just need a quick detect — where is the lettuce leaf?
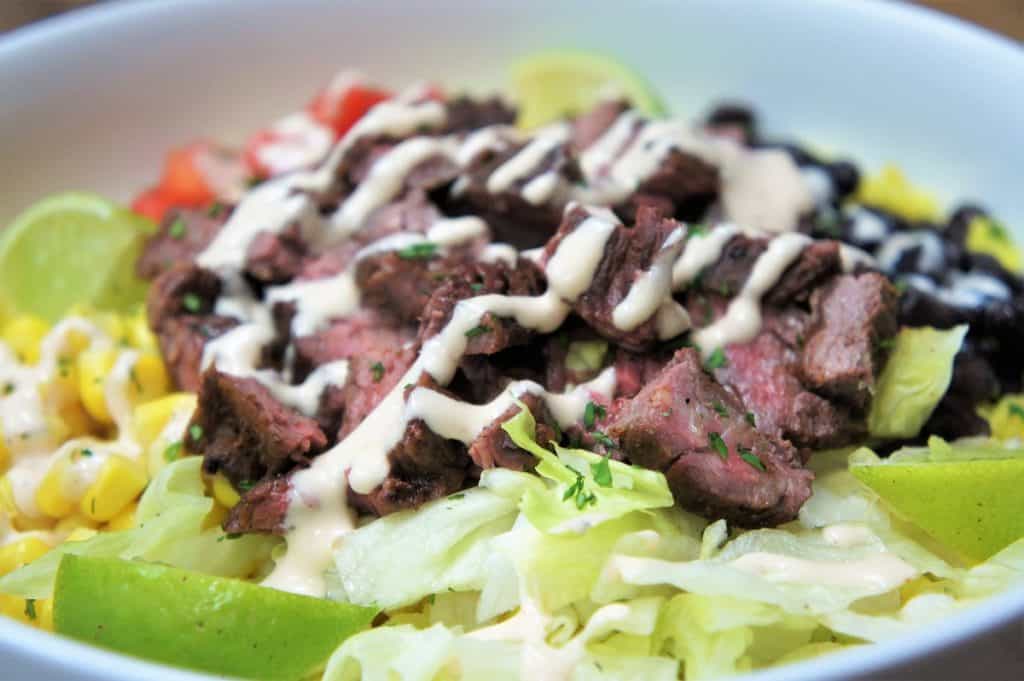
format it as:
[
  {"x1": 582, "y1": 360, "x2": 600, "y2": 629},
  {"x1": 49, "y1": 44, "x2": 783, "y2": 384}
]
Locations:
[
  {"x1": 0, "y1": 457, "x2": 276, "y2": 598},
  {"x1": 501, "y1": 404, "x2": 674, "y2": 534},
  {"x1": 868, "y1": 325, "x2": 968, "y2": 438}
]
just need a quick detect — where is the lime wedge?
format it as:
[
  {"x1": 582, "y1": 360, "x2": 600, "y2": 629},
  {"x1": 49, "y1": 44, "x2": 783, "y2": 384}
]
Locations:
[
  {"x1": 0, "y1": 193, "x2": 154, "y2": 322},
  {"x1": 54, "y1": 555, "x2": 377, "y2": 681},
  {"x1": 851, "y1": 456, "x2": 1024, "y2": 563},
  {"x1": 511, "y1": 51, "x2": 667, "y2": 129}
]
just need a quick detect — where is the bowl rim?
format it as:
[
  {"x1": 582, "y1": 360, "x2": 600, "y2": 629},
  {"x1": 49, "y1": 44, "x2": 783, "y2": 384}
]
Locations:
[{"x1": 0, "y1": 1, "x2": 1022, "y2": 680}]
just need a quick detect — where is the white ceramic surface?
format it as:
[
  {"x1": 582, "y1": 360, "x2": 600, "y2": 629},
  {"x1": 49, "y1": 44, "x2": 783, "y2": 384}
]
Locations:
[{"x1": 0, "y1": 0, "x2": 1022, "y2": 679}]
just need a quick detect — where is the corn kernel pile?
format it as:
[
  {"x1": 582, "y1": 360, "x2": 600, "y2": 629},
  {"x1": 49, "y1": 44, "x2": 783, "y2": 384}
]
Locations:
[{"x1": 0, "y1": 306, "x2": 225, "y2": 630}]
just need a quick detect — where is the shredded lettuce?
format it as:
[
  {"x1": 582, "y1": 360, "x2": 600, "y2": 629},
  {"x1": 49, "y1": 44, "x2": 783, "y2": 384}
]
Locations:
[
  {"x1": 868, "y1": 325, "x2": 968, "y2": 439},
  {"x1": 0, "y1": 456, "x2": 277, "y2": 598}
]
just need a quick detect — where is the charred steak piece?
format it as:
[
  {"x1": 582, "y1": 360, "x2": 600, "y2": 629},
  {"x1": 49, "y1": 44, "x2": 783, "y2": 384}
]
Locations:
[
  {"x1": 147, "y1": 263, "x2": 238, "y2": 391},
  {"x1": 191, "y1": 369, "x2": 328, "y2": 486},
  {"x1": 468, "y1": 392, "x2": 559, "y2": 471},
  {"x1": 800, "y1": 271, "x2": 899, "y2": 410},
  {"x1": 607, "y1": 348, "x2": 813, "y2": 527},
  {"x1": 291, "y1": 309, "x2": 416, "y2": 383},
  {"x1": 136, "y1": 207, "x2": 228, "y2": 280},
  {"x1": 224, "y1": 477, "x2": 292, "y2": 536}
]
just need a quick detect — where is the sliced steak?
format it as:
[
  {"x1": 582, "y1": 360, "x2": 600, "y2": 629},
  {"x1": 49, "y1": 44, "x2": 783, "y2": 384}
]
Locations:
[
  {"x1": 571, "y1": 99, "x2": 629, "y2": 152},
  {"x1": 348, "y1": 418, "x2": 471, "y2": 517},
  {"x1": 192, "y1": 369, "x2": 328, "y2": 486},
  {"x1": 634, "y1": 148, "x2": 719, "y2": 221},
  {"x1": 607, "y1": 348, "x2": 812, "y2": 526},
  {"x1": 292, "y1": 309, "x2": 416, "y2": 383},
  {"x1": 136, "y1": 207, "x2": 227, "y2": 280},
  {"x1": 224, "y1": 477, "x2": 291, "y2": 536},
  {"x1": 800, "y1": 272, "x2": 899, "y2": 410},
  {"x1": 355, "y1": 249, "x2": 479, "y2": 326},
  {"x1": 244, "y1": 226, "x2": 307, "y2": 285},
  {"x1": 561, "y1": 205, "x2": 686, "y2": 352},
  {"x1": 147, "y1": 263, "x2": 237, "y2": 391},
  {"x1": 442, "y1": 95, "x2": 517, "y2": 133},
  {"x1": 418, "y1": 259, "x2": 547, "y2": 355},
  {"x1": 467, "y1": 393, "x2": 558, "y2": 471},
  {"x1": 337, "y1": 348, "x2": 418, "y2": 439}
]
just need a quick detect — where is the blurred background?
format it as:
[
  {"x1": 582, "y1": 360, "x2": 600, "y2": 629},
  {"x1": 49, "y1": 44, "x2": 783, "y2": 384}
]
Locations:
[{"x1": 1, "y1": 0, "x2": 1023, "y2": 40}]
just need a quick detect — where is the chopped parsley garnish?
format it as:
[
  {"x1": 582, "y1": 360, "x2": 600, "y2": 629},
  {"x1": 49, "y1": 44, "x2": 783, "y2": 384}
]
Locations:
[
  {"x1": 470, "y1": 282, "x2": 484, "y2": 292},
  {"x1": 745, "y1": 411, "x2": 757, "y2": 428},
  {"x1": 583, "y1": 401, "x2": 606, "y2": 430},
  {"x1": 893, "y1": 280, "x2": 909, "y2": 294},
  {"x1": 238, "y1": 480, "x2": 256, "y2": 492},
  {"x1": 396, "y1": 242, "x2": 438, "y2": 260},
  {"x1": 563, "y1": 470, "x2": 597, "y2": 510},
  {"x1": 217, "y1": 533, "x2": 242, "y2": 542},
  {"x1": 369, "y1": 361, "x2": 385, "y2": 383},
  {"x1": 129, "y1": 368, "x2": 143, "y2": 392},
  {"x1": 705, "y1": 347, "x2": 728, "y2": 370},
  {"x1": 188, "y1": 424, "x2": 203, "y2": 442},
  {"x1": 427, "y1": 594, "x2": 436, "y2": 605},
  {"x1": 80, "y1": 447, "x2": 94, "y2": 458},
  {"x1": 877, "y1": 337, "x2": 897, "y2": 350},
  {"x1": 24, "y1": 599, "x2": 36, "y2": 620},
  {"x1": 464, "y1": 325, "x2": 491, "y2": 339},
  {"x1": 2, "y1": 382, "x2": 13, "y2": 395},
  {"x1": 182, "y1": 293, "x2": 202, "y2": 313},
  {"x1": 207, "y1": 202, "x2": 225, "y2": 218},
  {"x1": 447, "y1": 493, "x2": 465, "y2": 501},
  {"x1": 91, "y1": 497, "x2": 97, "y2": 515},
  {"x1": 58, "y1": 356, "x2": 71, "y2": 377},
  {"x1": 712, "y1": 401, "x2": 729, "y2": 418},
  {"x1": 169, "y1": 217, "x2": 187, "y2": 240},
  {"x1": 1009, "y1": 403, "x2": 1024, "y2": 421},
  {"x1": 708, "y1": 432, "x2": 728, "y2": 459},
  {"x1": 688, "y1": 223, "x2": 708, "y2": 238},
  {"x1": 739, "y1": 447, "x2": 766, "y2": 471},
  {"x1": 163, "y1": 441, "x2": 182, "y2": 462},
  {"x1": 592, "y1": 431, "x2": 616, "y2": 449},
  {"x1": 590, "y1": 455, "x2": 613, "y2": 488}
]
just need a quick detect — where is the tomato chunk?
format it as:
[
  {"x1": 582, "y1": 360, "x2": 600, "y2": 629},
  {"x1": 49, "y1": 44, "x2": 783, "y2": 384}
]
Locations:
[
  {"x1": 160, "y1": 142, "x2": 216, "y2": 207},
  {"x1": 309, "y1": 85, "x2": 391, "y2": 138},
  {"x1": 130, "y1": 186, "x2": 173, "y2": 223}
]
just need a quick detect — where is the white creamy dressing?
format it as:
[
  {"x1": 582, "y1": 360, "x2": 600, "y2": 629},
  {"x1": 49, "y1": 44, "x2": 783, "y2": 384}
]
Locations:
[
  {"x1": 479, "y1": 243, "x2": 520, "y2": 267},
  {"x1": 544, "y1": 214, "x2": 619, "y2": 302},
  {"x1": 671, "y1": 223, "x2": 740, "y2": 288},
  {"x1": 718, "y1": 148, "x2": 815, "y2": 234},
  {"x1": 729, "y1": 551, "x2": 918, "y2": 591},
  {"x1": 487, "y1": 123, "x2": 571, "y2": 195},
  {"x1": 611, "y1": 227, "x2": 687, "y2": 332},
  {"x1": 254, "y1": 111, "x2": 335, "y2": 177},
  {"x1": 693, "y1": 233, "x2": 812, "y2": 355},
  {"x1": 578, "y1": 110, "x2": 641, "y2": 179}
]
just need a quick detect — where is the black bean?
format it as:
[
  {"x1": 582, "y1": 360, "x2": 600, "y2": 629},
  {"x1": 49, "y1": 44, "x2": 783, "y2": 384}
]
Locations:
[
  {"x1": 706, "y1": 103, "x2": 758, "y2": 145},
  {"x1": 827, "y1": 160, "x2": 860, "y2": 199}
]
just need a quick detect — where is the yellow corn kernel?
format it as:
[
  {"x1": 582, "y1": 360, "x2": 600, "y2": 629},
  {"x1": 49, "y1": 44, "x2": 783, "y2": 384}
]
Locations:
[
  {"x1": 65, "y1": 527, "x2": 98, "y2": 543},
  {"x1": 55, "y1": 402, "x2": 97, "y2": 441},
  {"x1": 2, "y1": 316, "x2": 50, "y2": 365},
  {"x1": 986, "y1": 394, "x2": 1024, "y2": 441},
  {"x1": 35, "y1": 457, "x2": 76, "y2": 519},
  {"x1": 55, "y1": 512, "x2": 99, "y2": 536},
  {"x1": 80, "y1": 455, "x2": 148, "y2": 522},
  {"x1": 0, "y1": 537, "x2": 51, "y2": 577},
  {"x1": 105, "y1": 502, "x2": 137, "y2": 531},
  {"x1": 126, "y1": 352, "x2": 170, "y2": 404},
  {"x1": 132, "y1": 393, "x2": 196, "y2": 451},
  {"x1": 0, "y1": 593, "x2": 38, "y2": 625},
  {"x1": 126, "y1": 309, "x2": 159, "y2": 353},
  {"x1": 966, "y1": 217, "x2": 1022, "y2": 274},
  {"x1": 34, "y1": 597, "x2": 53, "y2": 631},
  {"x1": 77, "y1": 347, "x2": 117, "y2": 425},
  {"x1": 203, "y1": 503, "x2": 229, "y2": 531},
  {"x1": 0, "y1": 424, "x2": 10, "y2": 476},
  {"x1": 211, "y1": 473, "x2": 241, "y2": 509}
]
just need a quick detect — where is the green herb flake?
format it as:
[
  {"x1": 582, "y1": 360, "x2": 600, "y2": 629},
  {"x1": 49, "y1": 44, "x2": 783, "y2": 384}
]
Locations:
[
  {"x1": 396, "y1": 242, "x2": 438, "y2": 260},
  {"x1": 237, "y1": 480, "x2": 256, "y2": 492},
  {"x1": 370, "y1": 361, "x2": 385, "y2": 383},
  {"x1": 447, "y1": 493, "x2": 465, "y2": 501},
  {"x1": 427, "y1": 594, "x2": 436, "y2": 605},
  {"x1": 129, "y1": 368, "x2": 143, "y2": 392},
  {"x1": 464, "y1": 325, "x2": 491, "y2": 339},
  {"x1": 708, "y1": 432, "x2": 728, "y2": 459},
  {"x1": 689, "y1": 223, "x2": 708, "y2": 238},
  {"x1": 562, "y1": 470, "x2": 598, "y2": 510},
  {"x1": 712, "y1": 401, "x2": 729, "y2": 418},
  {"x1": 169, "y1": 217, "x2": 187, "y2": 240},
  {"x1": 592, "y1": 431, "x2": 616, "y2": 449},
  {"x1": 583, "y1": 401, "x2": 606, "y2": 430},
  {"x1": 182, "y1": 293, "x2": 202, "y2": 313},
  {"x1": 739, "y1": 447, "x2": 766, "y2": 471},
  {"x1": 470, "y1": 282, "x2": 484, "y2": 292},
  {"x1": 2, "y1": 382, "x2": 14, "y2": 395},
  {"x1": 216, "y1": 533, "x2": 242, "y2": 543},
  {"x1": 877, "y1": 337, "x2": 897, "y2": 351},
  {"x1": 1009, "y1": 403, "x2": 1024, "y2": 421},
  {"x1": 591, "y1": 455, "x2": 613, "y2": 488},
  {"x1": 206, "y1": 202, "x2": 225, "y2": 219},
  {"x1": 91, "y1": 497, "x2": 96, "y2": 515},
  {"x1": 705, "y1": 347, "x2": 728, "y2": 370},
  {"x1": 163, "y1": 441, "x2": 183, "y2": 462},
  {"x1": 24, "y1": 599, "x2": 36, "y2": 620},
  {"x1": 893, "y1": 280, "x2": 909, "y2": 295},
  {"x1": 80, "y1": 448, "x2": 94, "y2": 458},
  {"x1": 745, "y1": 411, "x2": 757, "y2": 428},
  {"x1": 188, "y1": 424, "x2": 203, "y2": 442}
]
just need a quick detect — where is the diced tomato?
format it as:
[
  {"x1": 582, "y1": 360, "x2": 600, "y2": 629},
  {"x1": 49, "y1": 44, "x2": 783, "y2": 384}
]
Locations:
[
  {"x1": 243, "y1": 129, "x2": 278, "y2": 179},
  {"x1": 130, "y1": 186, "x2": 173, "y2": 223},
  {"x1": 309, "y1": 85, "x2": 391, "y2": 138},
  {"x1": 160, "y1": 141, "x2": 216, "y2": 207}
]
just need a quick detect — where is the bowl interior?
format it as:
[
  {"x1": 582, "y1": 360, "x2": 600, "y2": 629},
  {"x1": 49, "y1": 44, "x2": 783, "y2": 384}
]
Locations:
[{"x1": 0, "y1": 1, "x2": 1022, "y2": 680}]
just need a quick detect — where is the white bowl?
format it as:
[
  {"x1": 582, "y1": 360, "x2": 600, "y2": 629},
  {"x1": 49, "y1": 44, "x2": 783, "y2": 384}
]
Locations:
[{"x1": 0, "y1": 0, "x2": 1022, "y2": 679}]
